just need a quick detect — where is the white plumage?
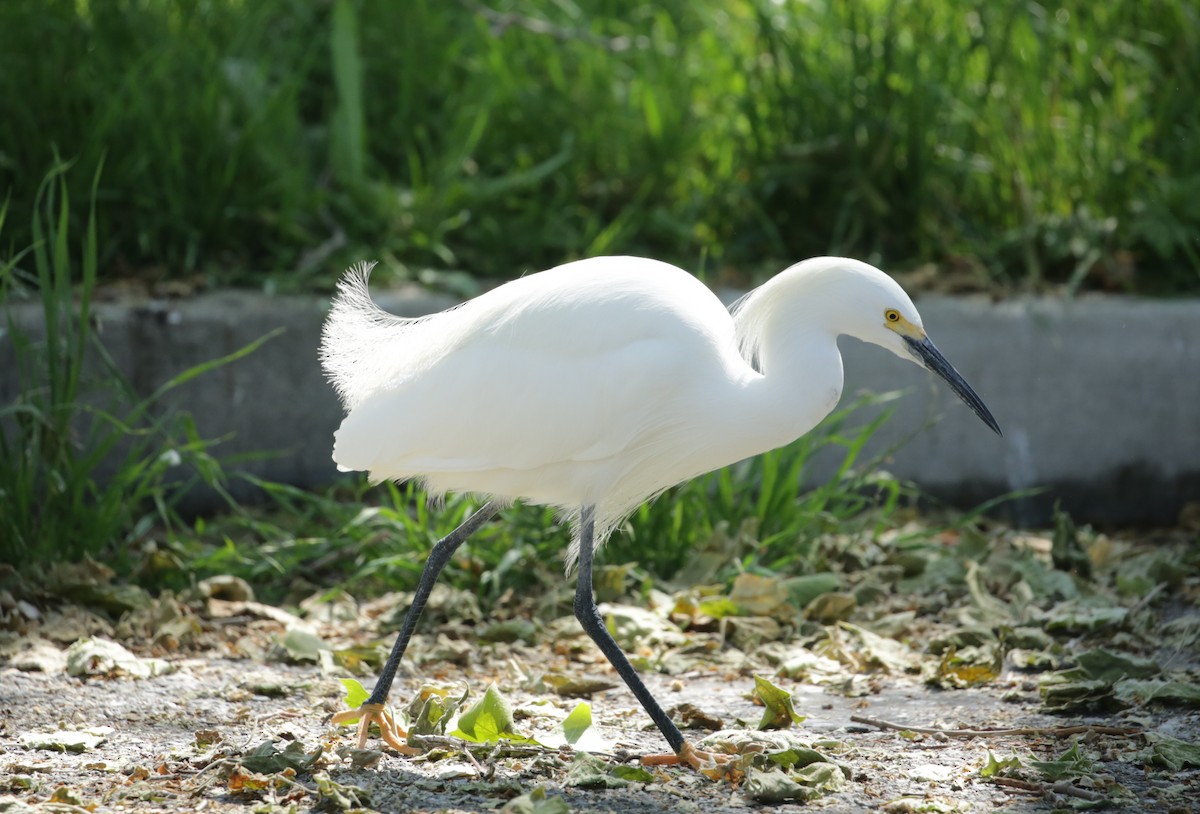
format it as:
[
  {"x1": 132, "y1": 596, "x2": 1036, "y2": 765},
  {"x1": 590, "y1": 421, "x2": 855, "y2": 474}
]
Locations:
[{"x1": 320, "y1": 255, "x2": 998, "y2": 563}]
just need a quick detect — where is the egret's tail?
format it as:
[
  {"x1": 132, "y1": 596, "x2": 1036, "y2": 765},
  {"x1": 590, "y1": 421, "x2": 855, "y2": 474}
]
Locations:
[
  {"x1": 320, "y1": 262, "x2": 412, "y2": 411},
  {"x1": 321, "y1": 262, "x2": 472, "y2": 413}
]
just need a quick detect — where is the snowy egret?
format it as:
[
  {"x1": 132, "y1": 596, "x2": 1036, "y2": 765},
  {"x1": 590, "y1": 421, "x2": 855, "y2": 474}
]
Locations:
[{"x1": 320, "y1": 255, "x2": 1000, "y2": 770}]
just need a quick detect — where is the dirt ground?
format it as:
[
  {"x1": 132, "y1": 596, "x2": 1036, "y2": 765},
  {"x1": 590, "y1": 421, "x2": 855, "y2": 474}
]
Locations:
[{"x1": 2, "y1": 578, "x2": 1197, "y2": 814}]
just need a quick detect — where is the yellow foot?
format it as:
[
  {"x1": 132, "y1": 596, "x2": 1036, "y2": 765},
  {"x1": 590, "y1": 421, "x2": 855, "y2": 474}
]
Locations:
[
  {"x1": 642, "y1": 741, "x2": 740, "y2": 781},
  {"x1": 330, "y1": 702, "x2": 421, "y2": 755}
]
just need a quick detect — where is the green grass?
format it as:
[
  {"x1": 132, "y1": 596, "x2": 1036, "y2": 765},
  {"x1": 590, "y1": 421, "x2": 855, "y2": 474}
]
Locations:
[
  {"x1": 0, "y1": 163, "x2": 918, "y2": 588},
  {"x1": 612, "y1": 392, "x2": 909, "y2": 577},
  {"x1": 0, "y1": 162, "x2": 276, "y2": 566},
  {"x1": 0, "y1": 166, "x2": 967, "y2": 605},
  {"x1": 0, "y1": 0, "x2": 1196, "y2": 292},
  {"x1": 158, "y1": 393, "x2": 914, "y2": 609},
  {"x1": 2, "y1": 1, "x2": 1183, "y2": 582}
]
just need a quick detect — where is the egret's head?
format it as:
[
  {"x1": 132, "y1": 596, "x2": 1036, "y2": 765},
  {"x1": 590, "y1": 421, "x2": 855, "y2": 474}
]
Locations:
[
  {"x1": 783, "y1": 258, "x2": 1003, "y2": 436},
  {"x1": 859, "y1": 265, "x2": 1001, "y2": 436}
]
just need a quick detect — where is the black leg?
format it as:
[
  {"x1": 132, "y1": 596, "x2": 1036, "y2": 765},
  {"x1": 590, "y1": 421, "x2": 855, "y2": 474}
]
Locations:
[
  {"x1": 573, "y1": 505, "x2": 686, "y2": 754},
  {"x1": 365, "y1": 500, "x2": 500, "y2": 707}
]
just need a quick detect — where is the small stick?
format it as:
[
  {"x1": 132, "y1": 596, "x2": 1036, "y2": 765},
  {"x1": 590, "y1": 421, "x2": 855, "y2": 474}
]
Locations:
[
  {"x1": 1127, "y1": 582, "x2": 1167, "y2": 618},
  {"x1": 991, "y1": 776, "x2": 1107, "y2": 802},
  {"x1": 849, "y1": 715, "x2": 1141, "y2": 739},
  {"x1": 406, "y1": 733, "x2": 550, "y2": 759},
  {"x1": 460, "y1": 744, "x2": 485, "y2": 776}
]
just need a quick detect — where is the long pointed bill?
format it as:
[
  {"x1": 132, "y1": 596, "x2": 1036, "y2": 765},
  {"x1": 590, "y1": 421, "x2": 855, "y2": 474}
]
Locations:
[{"x1": 903, "y1": 335, "x2": 1002, "y2": 436}]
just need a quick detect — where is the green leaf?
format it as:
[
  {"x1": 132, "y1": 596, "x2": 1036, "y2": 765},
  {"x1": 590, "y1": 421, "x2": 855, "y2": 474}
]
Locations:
[
  {"x1": 1051, "y1": 504, "x2": 1091, "y2": 578},
  {"x1": 1038, "y1": 675, "x2": 1114, "y2": 712},
  {"x1": 784, "y1": 573, "x2": 843, "y2": 608},
  {"x1": 1028, "y1": 741, "x2": 1091, "y2": 780},
  {"x1": 1145, "y1": 736, "x2": 1200, "y2": 771},
  {"x1": 610, "y1": 765, "x2": 655, "y2": 782},
  {"x1": 980, "y1": 750, "x2": 1023, "y2": 778},
  {"x1": 768, "y1": 747, "x2": 834, "y2": 769},
  {"x1": 563, "y1": 753, "x2": 635, "y2": 789},
  {"x1": 562, "y1": 703, "x2": 593, "y2": 746},
  {"x1": 836, "y1": 622, "x2": 921, "y2": 673},
  {"x1": 329, "y1": 0, "x2": 365, "y2": 183},
  {"x1": 451, "y1": 684, "x2": 538, "y2": 745},
  {"x1": 926, "y1": 646, "x2": 1002, "y2": 689},
  {"x1": 149, "y1": 328, "x2": 282, "y2": 401},
  {"x1": 334, "y1": 678, "x2": 370, "y2": 726},
  {"x1": 1075, "y1": 649, "x2": 1159, "y2": 683},
  {"x1": 499, "y1": 786, "x2": 570, "y2": 814},
  {"x1": 478, "y1": 619, "x2": 538, "y2": 644},
  {"x1": 753, "y1": 675, "x2": 806, "y2": 730},
  {"x1": 1043, "y1": 600, "x2": 1128, "y2": 634},
  {"x1": 341, "y1": 679, "x2": 369, "y2": 705},
  {"x1": 239, "y1": 740, "x2": 323, "y2": 774},
  {"x1": 540, "y1": 674, "x2": 617, "y2": 697},
  {"x1": 964, "y1": 561, "x2": 1016, "y2": 622},
  {"x1": 313, "y1": 771, "x2": 371, "y2": 810},
  {"x1": 61, "y1": 582, "x2": 152, "y2": 615},
  {"x1": 1114, "y1": 679, "x2": 1200, "y2": 707},
  {"x1": 802, "y1": 591, "x2": 857, "y2": 624},
  {"x1": 65, "y1": 638, "x2": 172, "y2": 679},
  {"x1": 407, "y1": 683, "x2": 469, "y2": 737},
  {"x1": 730, "y1": 573, "x2": 791, "y2": 616},
  {"x1": 744, "y1": 762, "x2": 847, "y2": 803},
  {"x1": 276, "y1": 629, "x2": 330, "y2": 663},
  {"x1": 697, "y1": 596, "x2": 741, "y2": 620},
  {"x1": 474, "y1": 711, "x2": 501, "y2": 743},
  {"x1": 331, "y1": 645, "x2": 385, "y2": 674},
  {"x1": 453, "y1": 684, "x2": 510, "y2": 742}
]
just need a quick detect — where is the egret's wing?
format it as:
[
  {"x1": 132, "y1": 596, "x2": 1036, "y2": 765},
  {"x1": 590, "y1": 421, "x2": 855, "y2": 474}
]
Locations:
[
  {"x1": 333, "y1": 327, "x2": 689, "y2": 476},
  {"x1": 327, "y1": 256, "x2": 744, "y2": 500}
]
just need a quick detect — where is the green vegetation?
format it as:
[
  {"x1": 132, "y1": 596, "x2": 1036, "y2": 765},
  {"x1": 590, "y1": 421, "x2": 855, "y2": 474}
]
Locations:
[
  {"x1": 0, "y1": 0, "x2": 1188, "y2": 587},
  {"x1": 0, "y1": 160, "x2": 911, "y2": 595},
  {"x1": 0, "y1": 162, "x2": 275, "y2": 566},
  {"x1": 1, "y1": 12, "x2": 1192, "y2": 801},
  {"x1": 1, "y1": 0, "x2": 1197, "y2": 292},
  {"x1": 165, "y1": 394, "x2": 909, "y2": 607}
]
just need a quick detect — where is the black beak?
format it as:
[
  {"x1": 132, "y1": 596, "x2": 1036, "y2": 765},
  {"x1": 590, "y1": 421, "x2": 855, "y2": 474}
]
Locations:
[{"x1": 904, "y1": 335, "x2": 1002, "y2": 436}]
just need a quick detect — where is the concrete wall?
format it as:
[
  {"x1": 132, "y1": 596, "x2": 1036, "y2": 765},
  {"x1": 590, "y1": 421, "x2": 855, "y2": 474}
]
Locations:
[
  {"x1": 3, "y1": 286, "x2": 1196, "y2": 527},
  {"x1": 832, "y1": 295, "x2": 1198, "y2": 526}
]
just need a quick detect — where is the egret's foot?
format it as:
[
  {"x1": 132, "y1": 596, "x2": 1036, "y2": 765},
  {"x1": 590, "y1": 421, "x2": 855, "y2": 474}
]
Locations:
[
  {"x1": 331, "y1": 702, "x2": 421, "y2": 755},
  {"x1": 642, "y1": 742, "x2": 739, "y2": 780}
]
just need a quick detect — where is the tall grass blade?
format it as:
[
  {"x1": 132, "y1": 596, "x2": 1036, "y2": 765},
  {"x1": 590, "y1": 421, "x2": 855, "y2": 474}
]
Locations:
[
  {"x1": 0, "y1": 166, "x2": 275, "y2": 566},
  {"x1": 331, "y1": 0, "x2": 366, "y2": 186}
]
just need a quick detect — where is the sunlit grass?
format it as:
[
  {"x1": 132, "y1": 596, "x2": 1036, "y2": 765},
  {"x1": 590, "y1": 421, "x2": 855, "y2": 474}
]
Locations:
[
  {"x1": 160, "y1": 393, "x2": 919, "y2": 608},
  {"x1": 2, "y1": 0, "x2": 1191, "y2": 584},
  {"x1": 0, "y1": 161, "x2": 278, "y2": 566},
  {"x1": 0, "y1": 0, "x2": 1195, "y2": 291}
]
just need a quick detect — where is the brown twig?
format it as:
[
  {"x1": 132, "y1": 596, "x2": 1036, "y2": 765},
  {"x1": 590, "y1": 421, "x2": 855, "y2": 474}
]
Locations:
[
  {"x1": 991, "y1": 776, "x2": 1107, "y2": 802},
  {"x1": 406, "y1": 733, "x2": 552, "y2": 759},
  {"x1": 1127, "y1": 582, "x2": 1167, "y2": 618},
  {"x1": 849, "y1": 715, "x2": 1142, "y2": 739}
]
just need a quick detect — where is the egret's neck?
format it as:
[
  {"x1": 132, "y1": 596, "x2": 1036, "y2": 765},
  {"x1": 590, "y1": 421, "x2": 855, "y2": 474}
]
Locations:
[
  {"x1": 729, "y1": 287, "x2": 847, "y2": 456},
  {"x1": 756, "y1": 328, "x2": 844, "y2": 447},
  {"x1": 624, "y1": 313, "x2": 845, "y2": 500}
]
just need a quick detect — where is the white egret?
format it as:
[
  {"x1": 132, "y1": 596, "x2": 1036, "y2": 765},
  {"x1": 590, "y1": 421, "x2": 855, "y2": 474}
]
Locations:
[{"x1": 320, "y1": 255, "x2": 1000, "y2": 771}]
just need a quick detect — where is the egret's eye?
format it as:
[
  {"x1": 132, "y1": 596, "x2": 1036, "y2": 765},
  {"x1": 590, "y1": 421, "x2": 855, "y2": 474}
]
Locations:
[{"x1": 885, "y1": 309, "x2": 901, "y2": 323}]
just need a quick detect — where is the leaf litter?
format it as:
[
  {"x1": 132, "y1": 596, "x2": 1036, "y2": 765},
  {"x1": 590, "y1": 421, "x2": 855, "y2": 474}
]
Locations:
[{"x1": 1, "y1": 514, "x2": 1198, "y2": 812}]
